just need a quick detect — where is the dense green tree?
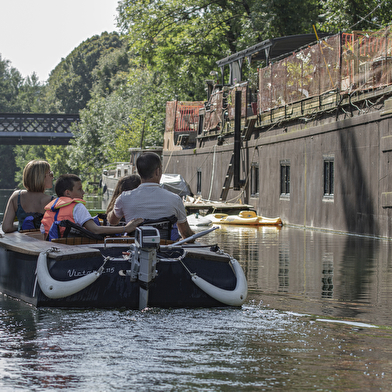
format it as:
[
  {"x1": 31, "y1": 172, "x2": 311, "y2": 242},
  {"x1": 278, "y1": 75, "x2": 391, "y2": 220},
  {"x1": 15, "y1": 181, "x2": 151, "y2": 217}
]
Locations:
[
  {"x1": 0, "y1": 58, "x2": 17, "y2": 188},
  {"x1": 42, "y1": 32, "x2": 124, "y2": 113},
  {"x1": 0, "y1": 55, "x2": 23, "y2": 112},
  {"x1": 14, "y1": 73, "x2": 45, "y2": 113},
  {"x1": 92, "y1": 43, "x2": 131, "y2": 97},
  {"x1": 9, "y1": 32, "x2": 128, "y2": 191},
  {"x1": 117, "y1": 0, "x2": 321, "y2": 102},
  {"x1": 318, "y1": 0, "x2": 392, "y2": 33},
  {"x1": 67, "y1": 65, "x2": 163, "y2": 189}
]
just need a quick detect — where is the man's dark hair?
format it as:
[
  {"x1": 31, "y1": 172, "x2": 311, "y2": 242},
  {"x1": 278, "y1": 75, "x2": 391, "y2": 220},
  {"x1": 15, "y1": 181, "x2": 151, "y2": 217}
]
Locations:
[
  {"x1": 136, "y1": 152, "x2": 161, "y2": 180},
  {"x1": 55, "y1": 174, "x2": 82, "y2": 197}
]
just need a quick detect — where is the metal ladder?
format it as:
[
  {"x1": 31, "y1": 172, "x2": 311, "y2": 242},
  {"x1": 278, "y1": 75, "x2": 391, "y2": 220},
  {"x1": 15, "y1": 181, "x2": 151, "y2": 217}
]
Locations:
[{"x1": 219, "y1": 153, "x2": 234, "y2": 201}]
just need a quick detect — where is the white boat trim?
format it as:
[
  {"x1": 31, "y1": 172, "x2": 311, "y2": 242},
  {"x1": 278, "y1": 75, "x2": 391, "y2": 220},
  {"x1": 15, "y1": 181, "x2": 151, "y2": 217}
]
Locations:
[
  {"x1": 36, "y1": 251, "x2": 102, "y2": 299},
  {"x1": 191, "y1": 258, "x2": 247, "y2": 306}
]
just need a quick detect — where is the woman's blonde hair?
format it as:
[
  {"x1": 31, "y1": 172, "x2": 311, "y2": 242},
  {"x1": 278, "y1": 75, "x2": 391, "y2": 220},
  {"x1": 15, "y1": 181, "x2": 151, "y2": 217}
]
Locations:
[
  {"x1": 106, "y1": 174, "x2": 141, "y2": 214},
  {"x1": 23, "y1": 160, "x2": 50, "y2": 192}
]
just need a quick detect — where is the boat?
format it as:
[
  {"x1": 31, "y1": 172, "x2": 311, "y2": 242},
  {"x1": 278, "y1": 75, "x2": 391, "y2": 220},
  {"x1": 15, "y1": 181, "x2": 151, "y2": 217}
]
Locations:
[
  {"x1": 0, "y1": 225, "x2": 247, "y2": 309},
  {"x1": 162, "y1": 26, "x2": 392, "y2": 238},
  {"x1": 205, "y1": 211, "x2": 283, "y2": 226},
  {"x1": 187, "y1": 213, "x2": 212, "y2": 227}
]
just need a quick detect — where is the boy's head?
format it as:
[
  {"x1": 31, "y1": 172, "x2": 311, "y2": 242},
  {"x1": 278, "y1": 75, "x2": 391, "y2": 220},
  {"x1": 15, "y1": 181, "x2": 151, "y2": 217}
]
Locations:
[{"x1": 55, "y1": 174, "x2": 84, "y2": 199}]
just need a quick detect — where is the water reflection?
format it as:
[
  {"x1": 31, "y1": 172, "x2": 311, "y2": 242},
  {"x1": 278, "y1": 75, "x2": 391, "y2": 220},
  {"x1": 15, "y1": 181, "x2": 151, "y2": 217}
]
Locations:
[
  {"x1": 0, "y1": 225, "x2": 392, "y2": 390},
  {"x1": 1, "y1": 298, "x2": 392, "y2": 391},
  {"x1": 200, "y1": 225, "x2": 392, "y2": 327}
]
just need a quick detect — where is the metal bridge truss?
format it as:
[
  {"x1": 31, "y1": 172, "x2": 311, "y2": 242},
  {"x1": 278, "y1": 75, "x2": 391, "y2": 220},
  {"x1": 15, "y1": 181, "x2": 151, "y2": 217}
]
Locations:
[{"x1": 0, "y1": 113, "x2": 79, "y2": 145}]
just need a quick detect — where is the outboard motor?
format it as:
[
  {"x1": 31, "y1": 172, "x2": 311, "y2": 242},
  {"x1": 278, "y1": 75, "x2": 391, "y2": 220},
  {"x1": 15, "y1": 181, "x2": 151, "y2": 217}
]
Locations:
[{"x1": 129, "y1": 226, "x2": 160, "y2": 309}]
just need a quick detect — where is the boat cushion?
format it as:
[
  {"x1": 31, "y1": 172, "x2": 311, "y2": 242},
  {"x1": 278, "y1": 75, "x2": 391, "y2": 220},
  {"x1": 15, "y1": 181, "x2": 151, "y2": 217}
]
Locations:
[{"x1": 142, "y1": 215, "x2": 180, "y2": 241}]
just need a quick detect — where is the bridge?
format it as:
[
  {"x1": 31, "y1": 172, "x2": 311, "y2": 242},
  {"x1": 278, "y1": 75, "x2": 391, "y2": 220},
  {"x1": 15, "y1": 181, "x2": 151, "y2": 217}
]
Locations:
[{"x1": 0, "y1": 113, "x2": 79, "y2": 145}]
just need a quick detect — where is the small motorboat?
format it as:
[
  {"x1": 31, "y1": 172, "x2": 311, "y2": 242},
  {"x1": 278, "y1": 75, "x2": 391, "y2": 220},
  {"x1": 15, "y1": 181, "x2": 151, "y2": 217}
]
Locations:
[
  {"x1": 187, "y1": 213, "x2": 212, "y2": 227},
  {"x1": 0, "y1": 225, "x2": 247, "y2": 310},
  {"x1": 205, "y1": 211, "x2": 283, "y2": 226}
]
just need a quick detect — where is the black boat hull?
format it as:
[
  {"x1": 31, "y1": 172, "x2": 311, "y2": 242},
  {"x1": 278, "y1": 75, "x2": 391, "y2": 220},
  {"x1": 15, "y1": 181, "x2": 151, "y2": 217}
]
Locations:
[{"x1": 0, "y1": 233, "x2": 245, "y2": 309}]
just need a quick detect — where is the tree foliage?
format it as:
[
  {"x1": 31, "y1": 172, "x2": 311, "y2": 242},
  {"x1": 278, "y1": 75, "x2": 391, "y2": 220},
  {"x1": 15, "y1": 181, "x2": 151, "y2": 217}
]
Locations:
[
  {"x1": 0, "y1": 56, "x2": 47, "y2": 188},
  {"x1": 0, "y1": 55, "x2": 24, "y2": 112},
  {"x1": 318, "y1": 0, "x2": 392, "y2": 33},
  {"x1": 117, "y1": 0, "x2": 321, "y2": 102},
  {"x1": 67, "y1": 65, "x2": 164, "y2": 189},
  {"x1": 42, "y1": 32, "x2": 124, "y2": 113},
  {"x1": 3, "y1": 0, "x2": 392, "y2": 193}
]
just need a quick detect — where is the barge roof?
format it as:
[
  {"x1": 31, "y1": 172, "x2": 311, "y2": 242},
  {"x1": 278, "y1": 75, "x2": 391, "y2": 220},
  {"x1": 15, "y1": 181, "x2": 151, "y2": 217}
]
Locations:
[{"x1": 216, "y1": 33, "x2": 332, "y2": 66}]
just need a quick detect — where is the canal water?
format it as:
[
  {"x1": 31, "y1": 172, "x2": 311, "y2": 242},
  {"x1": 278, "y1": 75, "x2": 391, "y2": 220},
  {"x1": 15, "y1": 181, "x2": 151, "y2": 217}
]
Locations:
[{"x1": 1, "y1": 210, "x2": 392, "y2": 389}]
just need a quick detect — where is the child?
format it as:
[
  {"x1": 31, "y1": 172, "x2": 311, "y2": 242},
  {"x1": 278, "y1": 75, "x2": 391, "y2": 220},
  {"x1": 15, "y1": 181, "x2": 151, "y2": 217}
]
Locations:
[
  {"x1": 106, "y1": 174, "x2": 141, "y2": 215},
  {"x1": 42, "y1": 174, "x2": 143, "y2": 240}
]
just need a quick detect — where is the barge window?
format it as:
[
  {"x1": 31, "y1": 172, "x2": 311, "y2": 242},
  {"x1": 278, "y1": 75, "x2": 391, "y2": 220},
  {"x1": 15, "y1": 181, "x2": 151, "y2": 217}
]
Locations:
[
  {"x1": 280, "y1": 160, "x2": 290, "y2": 196},
  {"x1": 250, "y1": 162, "x2": 259, "y2": 196},
  {"x1": 324, "y1": 157, "x2": 334, "y2": 197},
  {"x1": 197, "y1": 169, "x2": 202, "y2": 194},
  {"x1": 198, "y1": 114, "x2": 204, "y2": 135}
]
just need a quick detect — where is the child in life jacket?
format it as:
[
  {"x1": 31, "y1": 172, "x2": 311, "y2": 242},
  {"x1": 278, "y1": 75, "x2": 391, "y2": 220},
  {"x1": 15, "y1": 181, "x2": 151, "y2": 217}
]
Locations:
[{"x1": 41, "y1": 174, "x2": 143, "y2": 240}]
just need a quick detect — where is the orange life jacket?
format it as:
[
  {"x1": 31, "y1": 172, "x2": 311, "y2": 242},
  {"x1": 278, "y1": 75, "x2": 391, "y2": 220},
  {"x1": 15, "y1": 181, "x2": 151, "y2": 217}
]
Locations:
[{"x1": 41, "y1": 197, "x2": 86, "y2": 237}]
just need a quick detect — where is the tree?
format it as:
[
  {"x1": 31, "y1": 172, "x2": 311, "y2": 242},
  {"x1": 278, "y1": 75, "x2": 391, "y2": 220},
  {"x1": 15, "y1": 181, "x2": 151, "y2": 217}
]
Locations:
[
  {"x1": 318, "y1": 0, "x2": 391, "y2": 33},
  {"x1": 42, "y1": 32, "x2": 124, "y2": 113},
  {"x1": 67, "y1": 65, "x2": 163, "y2": 189},
  {"x1": 15, "y1": 73, "x2": 45, "y2": 113},
  {"x1": 117, "y1": 0, "x2": 321, "y2": 103},
  {"x1": 0, "y1": 55, "x2": 23, "y2": 112},
  {"x1": 92, "y1": 43, "x2": 131, "y2": 97}
]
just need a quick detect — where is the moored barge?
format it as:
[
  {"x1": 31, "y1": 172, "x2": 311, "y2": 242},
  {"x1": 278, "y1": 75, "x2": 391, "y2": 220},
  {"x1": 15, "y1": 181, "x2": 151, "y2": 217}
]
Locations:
[{"x1": 163, "y1": 26, "x2": 392, "y2": 238}]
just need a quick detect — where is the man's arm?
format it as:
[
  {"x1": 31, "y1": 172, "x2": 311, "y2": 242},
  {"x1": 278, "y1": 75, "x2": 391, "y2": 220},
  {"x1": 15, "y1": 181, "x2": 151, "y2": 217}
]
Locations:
[
  {"x1": 177, "y1": 220, "x2": 195, "y2": 240},
  {"x1": 107, "y1": 210, "x2": 121, "y2": 226}
]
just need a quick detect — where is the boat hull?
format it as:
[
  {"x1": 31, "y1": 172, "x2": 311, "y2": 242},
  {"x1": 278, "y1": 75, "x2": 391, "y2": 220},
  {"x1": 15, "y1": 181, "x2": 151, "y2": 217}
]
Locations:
[{"x1": 0, "y1": 232, "x2": 244, "y2": 309}]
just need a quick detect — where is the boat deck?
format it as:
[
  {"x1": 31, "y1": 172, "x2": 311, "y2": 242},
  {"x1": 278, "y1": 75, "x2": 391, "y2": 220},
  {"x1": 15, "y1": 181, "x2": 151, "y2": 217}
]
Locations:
[
  {"x1": 0, "y1": 231, "x2": 102, "y2": 259},
  {"x1": 184, "y1": 201, "x2": 253, "y2": 214}
]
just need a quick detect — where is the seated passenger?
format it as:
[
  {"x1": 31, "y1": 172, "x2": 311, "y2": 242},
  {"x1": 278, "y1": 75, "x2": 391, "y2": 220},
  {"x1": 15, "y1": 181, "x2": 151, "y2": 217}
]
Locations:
[
  {"x1": 106, "y1": 174, "x2": 141, "y2": 215},
  {"x1": 2, "y1": 160, "x2": 54, "y2": 233},
  {"x1": 41, "y1": 174, "x2": 142, "y2": 240},
  {"x1": 107, "y1": 152, "x2": 194, "y2": 240}
]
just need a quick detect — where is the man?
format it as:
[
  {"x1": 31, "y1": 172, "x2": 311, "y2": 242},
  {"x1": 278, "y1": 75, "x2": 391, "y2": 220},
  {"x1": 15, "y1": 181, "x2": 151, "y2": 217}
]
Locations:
[{"x1": 107, "y1": 152, "x2": 194, "y2": 240}]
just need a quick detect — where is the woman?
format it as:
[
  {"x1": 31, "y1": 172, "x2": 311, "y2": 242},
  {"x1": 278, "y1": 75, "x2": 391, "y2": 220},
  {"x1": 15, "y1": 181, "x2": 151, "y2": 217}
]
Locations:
[
  {"x1": 106, "y1": 174, "x2": 141, "y2": 215},
  {"x1": 2, "y1": 160, "x2": 54, "y2": 233}
]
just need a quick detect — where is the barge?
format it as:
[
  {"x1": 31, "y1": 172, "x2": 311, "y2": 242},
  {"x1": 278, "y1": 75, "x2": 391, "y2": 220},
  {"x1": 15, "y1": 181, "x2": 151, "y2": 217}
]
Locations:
[{"x1": 162, "y1": 26, "x2": 392, "y2": 238}]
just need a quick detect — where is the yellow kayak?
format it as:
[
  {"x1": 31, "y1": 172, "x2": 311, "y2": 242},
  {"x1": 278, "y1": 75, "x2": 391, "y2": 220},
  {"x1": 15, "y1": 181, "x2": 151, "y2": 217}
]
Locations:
[{"x1": 205, "y1": 211, "x2": 283, "y2": 226}]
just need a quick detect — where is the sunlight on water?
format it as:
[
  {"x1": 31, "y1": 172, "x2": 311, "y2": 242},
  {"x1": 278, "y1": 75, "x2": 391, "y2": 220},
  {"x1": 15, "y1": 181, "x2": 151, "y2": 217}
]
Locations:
[
  {"x1": 1, "y1": 226, "x2": 392, "y2": 390},
  {"x1": 0, "y1": 296, "x2": 391, "y2": 391}
]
